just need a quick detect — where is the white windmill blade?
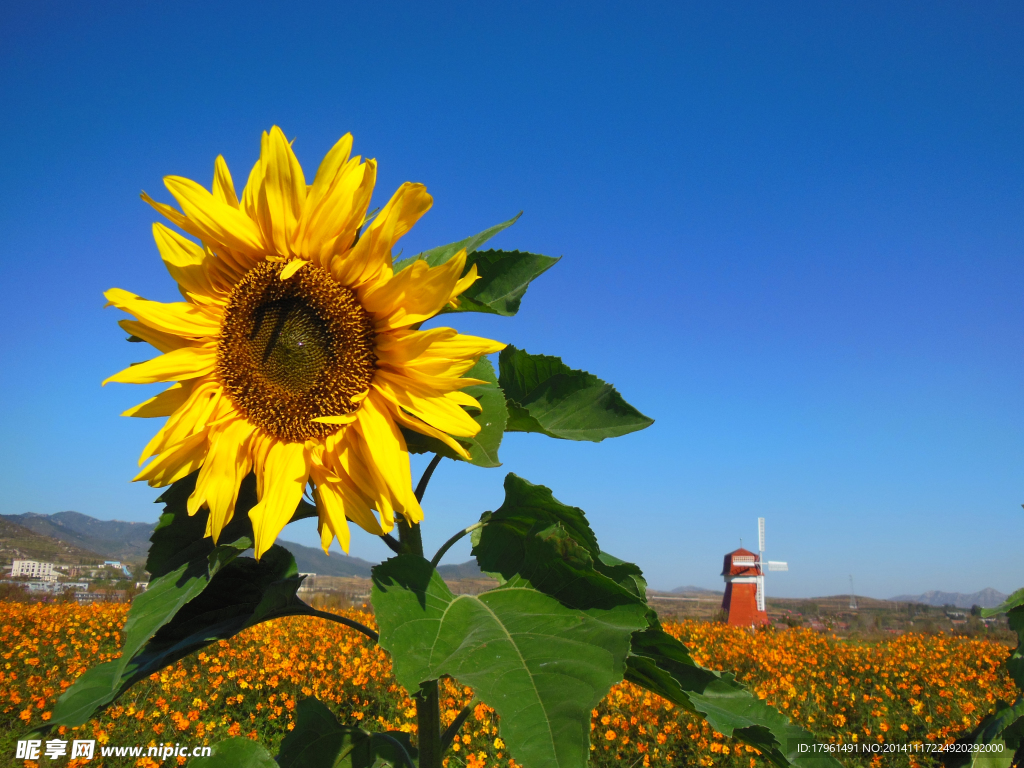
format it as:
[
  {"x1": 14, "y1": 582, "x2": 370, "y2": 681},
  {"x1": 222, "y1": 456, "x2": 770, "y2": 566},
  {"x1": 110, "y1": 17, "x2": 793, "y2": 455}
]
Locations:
[
  {"x1": 767, "y1": 561, "x2": 788, "y2": 571},
  {"x1": 758, "y1": 517, "x2": 766, "y2": 553},
  {"x1": 756, "y1": 575, "x2": 765, "y2": 612}
]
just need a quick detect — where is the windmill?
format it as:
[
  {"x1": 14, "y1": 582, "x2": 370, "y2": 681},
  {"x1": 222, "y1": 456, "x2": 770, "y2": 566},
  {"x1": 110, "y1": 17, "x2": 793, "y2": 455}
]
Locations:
[
  {"x1": 755, "y1": 517, "x2": 789, "y2": 612},
  {"x1": 722, "y1": 518, "x2": 788, "y2": 626}
]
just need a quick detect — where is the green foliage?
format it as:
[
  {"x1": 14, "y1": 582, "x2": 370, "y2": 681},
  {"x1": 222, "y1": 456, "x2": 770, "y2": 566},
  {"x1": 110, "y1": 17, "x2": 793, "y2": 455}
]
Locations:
[
  {"x1": 393, "y1": 214, "x2": 556, "y2": 317},
  {"x1": 499, "y1": 346, "x2": 654, "y2": 441},
  {"x1": 470, "y1": 474, "x2": 841, "y2": 768},
  {"x1": 276, "y1": 698, "x2": 416, "y2": 768},
  {"x1": 442, "y1": 249, "x2": 560, "y2": 317},
  {"x1": 372, "y1": 554, "x2": 647, "y2": 768},
  {"x1": 51, "y1": 474, "x2": 315, "y2": 729},
  {"x1": 402, "y1": 359, "x2": 508, "y2": 468}
]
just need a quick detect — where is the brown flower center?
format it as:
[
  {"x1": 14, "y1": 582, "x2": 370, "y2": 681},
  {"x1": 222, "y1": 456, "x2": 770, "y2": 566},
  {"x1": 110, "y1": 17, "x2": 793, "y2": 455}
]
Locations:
[{"x1": 217, "y1": 261, "x2": 376, "y2": 442}]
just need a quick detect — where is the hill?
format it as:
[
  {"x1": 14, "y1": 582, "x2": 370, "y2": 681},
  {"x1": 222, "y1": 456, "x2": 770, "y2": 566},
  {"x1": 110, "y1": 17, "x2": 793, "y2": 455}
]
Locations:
[
  {"x1": 436, "y1": 559, "x2": 483, "y2": 580},
  {"x1": 671, "y1": 585, "x2": 722, "y2": 595},
  {"x1": 277, "y1": 539, "x2": 375, "y2": 577},
  {"x1": 889, "y1": 588, "x2": 1007, "y2": 609},
  {"x1": 0, "y1": 517, "x2": 106, "y2": 565},
  {"x1": 2, "y1": 512, "x2": 154, "y2": 563}
]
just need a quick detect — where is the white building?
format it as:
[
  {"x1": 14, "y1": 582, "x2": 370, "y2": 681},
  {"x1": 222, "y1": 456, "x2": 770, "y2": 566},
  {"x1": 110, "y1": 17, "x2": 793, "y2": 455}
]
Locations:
[{"x1": 11, "y1": 560, "x2": 57, "y2": 581}]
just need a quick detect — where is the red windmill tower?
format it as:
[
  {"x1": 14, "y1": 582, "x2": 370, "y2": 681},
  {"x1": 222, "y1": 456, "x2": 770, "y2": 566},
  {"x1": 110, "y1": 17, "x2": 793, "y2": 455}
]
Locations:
[{"x1": 721, "y1": 517, "x2": 788, "y2": 627}]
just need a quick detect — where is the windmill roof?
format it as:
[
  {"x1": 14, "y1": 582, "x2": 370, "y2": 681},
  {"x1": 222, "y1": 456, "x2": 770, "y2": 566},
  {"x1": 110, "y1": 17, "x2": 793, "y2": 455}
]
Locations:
[{"x1": 722, "y1": 548, "x2": 762, "y2": 577}]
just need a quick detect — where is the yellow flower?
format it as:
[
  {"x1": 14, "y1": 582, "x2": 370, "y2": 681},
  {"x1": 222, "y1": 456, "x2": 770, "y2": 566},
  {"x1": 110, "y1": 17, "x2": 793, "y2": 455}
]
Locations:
[{"x1": 105, "y1": 127, "x2": 504, "y2": 557}]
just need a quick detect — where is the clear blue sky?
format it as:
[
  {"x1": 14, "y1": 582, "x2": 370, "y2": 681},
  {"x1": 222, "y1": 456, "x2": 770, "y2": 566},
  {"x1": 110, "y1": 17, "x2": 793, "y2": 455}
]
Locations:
[{"x1": 1, "y1": 1, "x2": 1022, "y2": 598}]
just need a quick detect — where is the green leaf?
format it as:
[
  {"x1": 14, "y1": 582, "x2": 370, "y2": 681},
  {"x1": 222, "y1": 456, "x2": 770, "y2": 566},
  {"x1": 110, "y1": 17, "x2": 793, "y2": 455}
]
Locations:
[
  {"x1": 277, "y1": 698, "x2": 416, "y2": 768},
  {"x1": 372, "y1": 554, "x2": 647, "y2": 768},
  {"x1": 471, "y1": 474, "x2": 841, "y2": 768},
  {"x1": 402, "y1": 358, "x2": 508, "y2": 468},
  {"x1": 52, "y1": 535, "x2": 252, "y2": 727},
  {"x1": 441, "y1": 249, "x2": 560, "y2": 317},
  {"x1": 498, "y1": 346, "x2": 653, "y2": 441},
  {"x1": 394, "y1": 213, "x2": 521, "y2": 272},
  {"x1": 187, "y1": 737, "x2": 278, "y2": 767},
  {"x1": 52, "y1": 476, "x2": 317, "y2": 728},
  {"x1": 625, "y1": 627, "x2": 842, "y2": 768},
  {"x1": 983, "y1": 587, "x2": 1024, "y2": 618}
]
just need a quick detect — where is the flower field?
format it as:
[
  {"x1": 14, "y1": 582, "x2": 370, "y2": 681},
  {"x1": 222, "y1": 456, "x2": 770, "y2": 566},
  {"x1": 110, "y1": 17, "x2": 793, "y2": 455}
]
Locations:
[{"x1": 0, "y1": 601, "x2": 1014, "y2": 767}]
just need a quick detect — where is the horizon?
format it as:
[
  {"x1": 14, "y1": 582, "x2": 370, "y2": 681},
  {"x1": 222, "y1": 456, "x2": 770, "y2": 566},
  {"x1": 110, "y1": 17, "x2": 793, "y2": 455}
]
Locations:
[
  {"x1": 0, "y1": 508, "x2": 1011, "y2": 602},
  {"x1": 2, "y1": 2, "x2": 1022, "y2": 599}
]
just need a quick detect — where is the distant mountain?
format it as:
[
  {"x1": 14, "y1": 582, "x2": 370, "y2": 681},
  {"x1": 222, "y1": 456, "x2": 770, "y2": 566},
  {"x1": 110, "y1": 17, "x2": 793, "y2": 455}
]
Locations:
[
  {"x1": 3, "y1": 512, "x2": 154, "y2": 562},
  {"x1": 277, "y1": 539, "x2": 375, "y2": 578},
  {"x1": 0, "y1": 511, "x2": 485, "y2": 583},
  {"x1": 890, "y1": 589, "x2": 1008, "y2": 609},
  {"x1": 671, "y1": 585, "x2": 723, "y2": 595},
  {"x1": 437, "y1": 559, "x2": 484, "y2": 580},
  {"x1": 0, "y1": 517, "x2": 106, "y2": 565}
]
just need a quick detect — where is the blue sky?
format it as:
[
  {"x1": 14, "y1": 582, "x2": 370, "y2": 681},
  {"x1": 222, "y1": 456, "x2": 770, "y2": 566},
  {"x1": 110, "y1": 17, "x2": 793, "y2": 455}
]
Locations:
[{"x1": 1, "y1": 1, "x2": 1022, "y2": 598}]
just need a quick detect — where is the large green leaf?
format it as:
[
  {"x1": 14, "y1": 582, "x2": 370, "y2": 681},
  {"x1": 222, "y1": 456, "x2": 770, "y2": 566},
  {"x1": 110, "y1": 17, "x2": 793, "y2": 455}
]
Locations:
[
  {"x1": 276, "y1": 698, "x2": 416, "y2": 768},
  {"x1": 394, "y1": 213, "x2": 521, "y2": 272},
  {"x1": 626, "y1": 626, "x2": 844, "y2": 768},
  {"x1": 402, "y1": 358, "x2": 508, "y2": 468},
  {"x1": 187, "y1": 737, "x2": 278, "y2": 767},
  {"x1": 372, "y1": 554, "x2": 647, "y2": 768},
  {"x1": 441, "y1": 249, "x2": 560, "y2": 317},
  {"x1": 51, "y1": 475, "x2": 316, "y2": 728},
  {"x1": 498, "y1": 346, "x2": 653, "y2": 441},
  {"x1": 51, "y1": 536, "x2": 253, "y2": 727},
  {"x1": 473, "y1": 474, "x2": 841, "y2": 768}
]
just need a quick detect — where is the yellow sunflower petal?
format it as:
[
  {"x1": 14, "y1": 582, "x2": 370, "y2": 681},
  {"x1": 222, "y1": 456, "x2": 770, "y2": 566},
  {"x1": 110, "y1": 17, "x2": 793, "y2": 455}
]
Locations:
[
  {"x1": 330, "y1": 181, "x2": 430, "y2": 291},
  {"x1": 255, "y1": 126, "x2": 307, "y2": 256},
  {"x1": 388, "y1": 405, "x2": 472, "y2": 461},
  {"x1": 352, "y1": 392, "x2": 422, "y2": 523},
  {"x1": 122, "y1": 381, "x2": 194, "y2": 418},
  {"x1": 105, "y1": 288, "x2": 221, "y2": 338},
  {"x1": 134, "y1": 430, "x2": 210, "y2": 487},
  {"x1": 313, "y1": 444, "x2": 388, "y2": 540},
  {"x1": 310, "y1": 465, "x2": 351, "y2": 553},
  {"x1": 374, "y1": 327, "x2": 457, "y2": 362},
  {"x1": 279, "y1": 258, "x2": 308, "y2": 280},
  {"x1": 297, "y1": 134, "x2": 366, "y2": 257},
  {"x1": 164, "y1": 175, "x2": 266, "y2": 257},
  {"x1": 373, "y1": 370, "x2": 482, "y2": 437},
  {"x1": 212, "y1": 155, "x2": 240, "y2": 208},
  {"x1": 138, "y1": 380, "x2": 222, "y2": 464},
  {"x1": 189, "y1": 418, "x2": 256, "y2": 542},
  {"x1": 361, "y1": 250, "x2": 467, "y2": 330},
  {"x1": 249, "y1": 440, "x2": 310, "y2": 559},
  {"x1": 315, "y1": 160, "x2": 377, "y2": 267},
  {"x1": 152, "y1": 223, "x2": 226, "y2": 299},
  {"x1": 118, "y1": 319, "x2": 196, "y2": 354},
  {"x1": 103, "y1": 345, "x2": 217, "y2": 386}
]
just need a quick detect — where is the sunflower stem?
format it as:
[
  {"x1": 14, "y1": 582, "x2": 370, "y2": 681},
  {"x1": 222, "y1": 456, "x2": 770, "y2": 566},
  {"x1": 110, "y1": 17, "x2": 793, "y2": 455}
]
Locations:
[
  {"x1": 439, "y1": 698, "x2": 478, "y2": 753},
  {"x1": 415, "y1": 680, "x2": 443, "y2": 768},
  {"x1": 304, "y1": 608, "x2": 379, "y2": 643},
  {"x1": 396, "y1": 518, "x2": 424, "y2": 557},
  {"x1": 415, "y1": 453, "x2": 443, "y2": 503},
  {"x1": 430, "y1": 522, "x2": 484, "y2": 569}
]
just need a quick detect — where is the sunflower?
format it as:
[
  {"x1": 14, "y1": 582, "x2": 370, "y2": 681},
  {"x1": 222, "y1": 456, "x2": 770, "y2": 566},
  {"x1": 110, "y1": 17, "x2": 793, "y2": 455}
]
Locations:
[{"x1": 104, "y1": 127, "x2": 504, "y2": 558}]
